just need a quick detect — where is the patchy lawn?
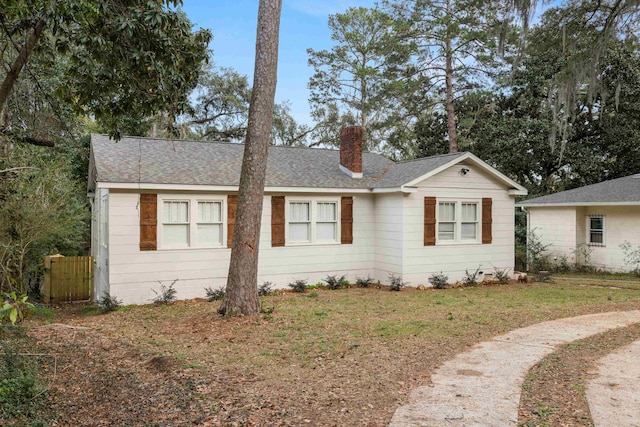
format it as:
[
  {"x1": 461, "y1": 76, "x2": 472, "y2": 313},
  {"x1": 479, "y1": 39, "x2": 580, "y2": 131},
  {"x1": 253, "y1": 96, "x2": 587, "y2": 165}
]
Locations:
[
  {"x1": 8, "y1": 279, "x2": 640, "y2": 426},
  {"x1": 554, "y1": 272, "x2": 640, "y2": 290}
]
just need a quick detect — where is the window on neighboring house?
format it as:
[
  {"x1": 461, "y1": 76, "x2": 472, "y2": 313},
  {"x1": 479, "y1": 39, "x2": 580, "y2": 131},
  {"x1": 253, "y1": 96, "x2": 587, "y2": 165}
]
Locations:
[
  {"x1": 437, "y1": 200, "x2": 479, "y2": 243},
  {"x1": 588, "y1": 215, "x2": 605, "y2": 246},
  {"x1": 161, "y1": 198, "x2": 224, "y2": 248},
  {"x1": 287, "y1": 199, "x2": 339, "y2": 244}
]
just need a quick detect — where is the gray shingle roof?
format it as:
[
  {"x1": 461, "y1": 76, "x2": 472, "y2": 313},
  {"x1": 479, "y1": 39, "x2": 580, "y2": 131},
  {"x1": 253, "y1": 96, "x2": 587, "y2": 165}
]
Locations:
[
  {"x1": 89, "y1": 135, "x2": 470, "y2": 190},
  {"x1": 518, "y1": 174, "x2": 640, "y2": 206}
]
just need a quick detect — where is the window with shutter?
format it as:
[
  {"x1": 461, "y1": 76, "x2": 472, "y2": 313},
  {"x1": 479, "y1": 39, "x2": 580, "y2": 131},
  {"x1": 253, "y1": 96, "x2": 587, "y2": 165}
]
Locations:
[
  {"x1": 278, "y1": 197, "x2": 345, "y2": 245},
  {"x1": 428, "y1": 198, "x2": 485, "y2": 244},
  {"x1": 156, "y1": 195, "x2": 226, "y2": 249}
]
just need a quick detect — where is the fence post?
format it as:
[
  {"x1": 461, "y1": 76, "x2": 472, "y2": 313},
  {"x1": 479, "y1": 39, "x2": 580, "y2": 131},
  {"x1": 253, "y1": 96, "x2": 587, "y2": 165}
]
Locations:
[{"x1": 43, "y1": 256, "x2": 52, "y2": 303}]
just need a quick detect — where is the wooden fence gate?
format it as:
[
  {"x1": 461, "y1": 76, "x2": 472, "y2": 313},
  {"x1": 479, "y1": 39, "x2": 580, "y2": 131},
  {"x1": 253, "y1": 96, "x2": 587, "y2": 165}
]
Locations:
[{"x1": 43, "y1": 255, "x2": 93, "y2": 303}]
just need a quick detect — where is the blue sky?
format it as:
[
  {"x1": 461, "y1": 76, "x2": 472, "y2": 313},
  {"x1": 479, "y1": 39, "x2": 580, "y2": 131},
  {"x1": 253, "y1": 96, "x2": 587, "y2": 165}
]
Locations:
[{"x1": 180, "y1": 1, "x2": 375, "y2": 127}]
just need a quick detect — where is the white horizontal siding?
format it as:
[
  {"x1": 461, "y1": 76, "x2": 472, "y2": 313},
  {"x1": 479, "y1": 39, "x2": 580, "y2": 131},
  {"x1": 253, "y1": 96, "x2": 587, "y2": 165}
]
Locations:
[
  {"x1": 585, "y1": 206, "x2": 640, "y2": 271},
  {"x1": 103, "y1": 161, "x2": 523, "y2": 303},
  {"x1": 107, "y1": 192, "x2": 376, "y2": 304},
  {"x1": 373, "y1": 193, "x2": 404, "y2": 280},
  {"x1": 528, "y1": 207, "x2": 578, "y2": 266},
  {"x1": 402, "y1": 163, "x2": 516, "y2": 284},
  {"x1": 528, "y1": 205, "x2": 640, "y2": 272}
]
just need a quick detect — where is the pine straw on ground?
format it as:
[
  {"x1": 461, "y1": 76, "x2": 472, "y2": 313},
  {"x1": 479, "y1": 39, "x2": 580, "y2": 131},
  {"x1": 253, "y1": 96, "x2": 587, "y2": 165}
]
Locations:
[
  {"x1": 12, "y1": 281, "x2": 640, "y2": 426},
  {"x1": 518, "y1": 323, "x2": 640, "y2": 427}
]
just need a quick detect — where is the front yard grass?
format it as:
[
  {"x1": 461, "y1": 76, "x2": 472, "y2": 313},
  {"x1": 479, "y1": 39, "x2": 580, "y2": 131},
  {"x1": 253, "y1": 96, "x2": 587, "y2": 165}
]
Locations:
[{"x1": 11, "y1": 280, "x2": 640, "y2": 426}]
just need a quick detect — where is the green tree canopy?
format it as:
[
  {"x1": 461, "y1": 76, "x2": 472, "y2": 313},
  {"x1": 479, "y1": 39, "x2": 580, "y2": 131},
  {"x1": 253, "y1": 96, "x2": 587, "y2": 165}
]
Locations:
[{"x1": 0, "y1": 0, "x2": 212, "y2": 141}]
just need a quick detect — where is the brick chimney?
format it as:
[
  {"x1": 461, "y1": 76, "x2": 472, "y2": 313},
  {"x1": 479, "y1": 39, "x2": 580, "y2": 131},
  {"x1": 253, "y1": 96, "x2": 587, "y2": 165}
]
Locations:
[{"x1": 339, "y1": 126, "x2": 363, "y2": 178}]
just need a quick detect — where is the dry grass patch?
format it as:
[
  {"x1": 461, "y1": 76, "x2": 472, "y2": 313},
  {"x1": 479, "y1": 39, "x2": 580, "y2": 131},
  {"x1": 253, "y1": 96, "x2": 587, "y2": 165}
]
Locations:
[{"x1": 18, "y1": 281, "x2": 640, "y2": 426}]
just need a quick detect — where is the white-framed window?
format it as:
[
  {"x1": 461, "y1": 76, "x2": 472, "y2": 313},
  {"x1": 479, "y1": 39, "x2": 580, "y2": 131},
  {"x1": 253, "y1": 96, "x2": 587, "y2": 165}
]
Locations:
[
  {"x1": 437, "y1": 200, "x2": 480, "y2": 243},
  {"x1": 159, "y1": 196, "x2": 225, "y2": 249},
  {"x1": 588, "y1": 215, "x2": 605, "y2": 246},
  {"x1": 289, "y1": 201, "x2": 311, "y2": 243},
  {"x1": 196, "y1": 201, "x2": 223, "y2": 247},
  {"x1": 286, "y1": 198, "x2": 339, "y2": 245}
]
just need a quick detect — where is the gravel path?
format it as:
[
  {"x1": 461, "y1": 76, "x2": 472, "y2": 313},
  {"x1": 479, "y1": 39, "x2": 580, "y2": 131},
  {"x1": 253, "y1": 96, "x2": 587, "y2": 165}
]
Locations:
[
  {"x1": 389, "y1": 310, "x2": 640, "y2": 427},
  {"x1": 587, "y1": 339, "x2": 640, "y2": 427}
]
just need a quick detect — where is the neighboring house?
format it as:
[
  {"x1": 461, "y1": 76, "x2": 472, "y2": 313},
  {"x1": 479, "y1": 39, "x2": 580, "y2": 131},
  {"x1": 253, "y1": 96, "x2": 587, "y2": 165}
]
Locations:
[
  {"x1": 517, "y1": 174, "x2": 640, "y2": 272},
  {"x1": 88, "y1": 127, "x2": 527, "y2": 304}
]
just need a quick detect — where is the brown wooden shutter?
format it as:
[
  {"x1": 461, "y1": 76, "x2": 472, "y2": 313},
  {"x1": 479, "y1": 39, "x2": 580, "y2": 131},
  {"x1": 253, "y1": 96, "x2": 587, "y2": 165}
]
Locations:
[
  {"x1": 227, "y1": 195, "x2": 238, "y2": 248},
  {"x1": 341, "y1": 196, "x2": 353, "y2": 244},
  {"x1": 271, "y1": 196, "x2": 285, "y2": 247},
  {"x1": 139, "y1": 194, "x2": 157, "y2": 251},
  {"x1": 424, "y1": 197, "x2": 436, "y2": 246},
  {"x1": 482, "y1": 197, "x2": 493, "y2": 244}
]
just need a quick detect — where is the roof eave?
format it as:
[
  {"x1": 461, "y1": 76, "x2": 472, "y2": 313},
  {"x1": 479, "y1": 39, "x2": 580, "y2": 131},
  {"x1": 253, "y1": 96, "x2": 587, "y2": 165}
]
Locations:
[
  {"x1": 95, "y1": 182, "x2": 373, "y2": 193},
  {"x1": 371, "y1": 186, "x2": 418, "y2": 194},
  {"x1": 517, "y1": 201, "x2": 640, "y2": 207}
]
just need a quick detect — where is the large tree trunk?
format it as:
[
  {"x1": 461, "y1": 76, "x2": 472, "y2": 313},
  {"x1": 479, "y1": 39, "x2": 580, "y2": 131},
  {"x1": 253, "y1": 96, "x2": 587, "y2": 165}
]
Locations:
[
  {"x1": 444, "y1": 0, "x2": 457, "y2": 153},
  {"x1": 219, "y1": 0, "x2": 281, "y2": 316},
  {"x1": 0, "y1": 19, "x2": 46, "y2": 120},
  {"x1": 0, "y1": 19, "x2": 46, "y2": 156}
]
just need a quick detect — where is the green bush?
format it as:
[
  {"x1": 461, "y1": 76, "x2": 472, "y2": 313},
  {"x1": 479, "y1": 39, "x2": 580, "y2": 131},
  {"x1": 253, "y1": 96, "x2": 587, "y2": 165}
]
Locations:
[
  {"x1": 258, "y1": 281, "x2": 275, "y2": 296},
  {"x1": 388, "y1": 274, "x2": 406, "y2": 291},
  {"x1": 97, "y1": 292, "x2": 122, "y2": 312},
  {"x1": 0, "y1": 341, "x2": 42, "y2": 419},
  {"x1": 1, "y1": 292, "x2": 34, "y2": 325},
  {"x1": 491, "y1": 266, "x2": 511, "y2": 284},
  {"x1": 204, "y1": 286, "x2": 226, "y2": 302},
  {"x1": 462, "y1": 267, "x2": 481, "y2": 287},
  {"x1": 152, "y1": 280, "x2": 177, "y2": 305},
  {"x1": 323, "y1": 274, "x2": 348, "y2": 290},
  {"x1": 527, "y1": 229, "x2": 551, "y2": 272},
  {"x1": 288, "y1": 279, "x2": 308, "y2": 293},
  {"x1": 428, "y1": 272, "x2": 449, "y2": 289},
  {"x1": 355, "y1": 276, "x2": 375, "y2": 288},
  {"x1": 620, "y1": 241, "x2": 640, "y2": 274}
]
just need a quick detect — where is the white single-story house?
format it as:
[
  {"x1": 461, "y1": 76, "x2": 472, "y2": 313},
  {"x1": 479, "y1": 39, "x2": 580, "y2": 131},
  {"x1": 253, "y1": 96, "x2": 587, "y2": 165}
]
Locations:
[
  {"x1": 517, "y1": 174, "x2": 640, "y2": 271},
  {"x1": 88, "y1": 127, "x2": 528, "y2": 304}
]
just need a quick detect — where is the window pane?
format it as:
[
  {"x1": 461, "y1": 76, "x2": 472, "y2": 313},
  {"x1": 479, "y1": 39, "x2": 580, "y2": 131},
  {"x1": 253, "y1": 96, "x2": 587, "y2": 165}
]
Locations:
[
  {"x1": 439, "y1": 202, "x2": 455, "y2": 221},
  {"x1": 197, "y1": 224, "x2": 222, "y2": 246},
  {"x1": 317, "y1": 222, "x2": 336, "y2": 241},
  {"x1": 290, "y1": 202, "x2": 310, "y2": 222},
  {"x1": 438, "y1": 223, "x2": 455, "y2": 240},
  {"x1": 164, "y1": 201, "x2": 188, "y2": 223},
  {"x1": 289, "y1": 223, "x2": 310, "y2": 242},
  {"x1": 590, "y1": 217, "x2": 603, "y2": 230},
  {"x1": 590, "y1": 232, "x2": 603, "y2": 244},
  {"x1": 164, "y1": 224, "x2": 188, "y2": 245},
  {"x1": 317, "y1": 203, "x2": 336, "y2": 222},
  {"x1": 461, "y1": 203, "x2": 477, "y2": 221},
  {"x1": 461, "y1": 223, "x2": 477, "y2": 240},
  {"x1": 198, "y1": 201, "x2": 221, "y2": 223}
]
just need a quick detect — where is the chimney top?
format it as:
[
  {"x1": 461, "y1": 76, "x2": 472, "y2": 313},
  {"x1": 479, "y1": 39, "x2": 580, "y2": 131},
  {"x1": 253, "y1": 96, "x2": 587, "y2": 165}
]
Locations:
[{"x1": 339, "y1": 126, "x2": 363, "y2": 178}]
